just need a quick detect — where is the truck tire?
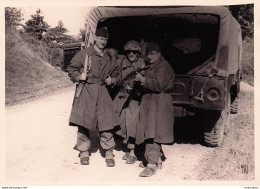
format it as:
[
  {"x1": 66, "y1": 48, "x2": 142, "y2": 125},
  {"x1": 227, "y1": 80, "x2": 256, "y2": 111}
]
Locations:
[
  {"x1": 224, "y1": 94, "x2": 231, "y2": 135},
  {"x1": 230, "y1": 96, "x2": 239, "y2": 114},
  {"x1": 203, "y1": 103, "x2": 229, "y2": 147}
]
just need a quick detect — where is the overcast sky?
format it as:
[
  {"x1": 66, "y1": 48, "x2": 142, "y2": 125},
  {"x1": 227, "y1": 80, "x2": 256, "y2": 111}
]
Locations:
[{"x1": 20, "y1": 7, "x2": 94, "y2": 36}]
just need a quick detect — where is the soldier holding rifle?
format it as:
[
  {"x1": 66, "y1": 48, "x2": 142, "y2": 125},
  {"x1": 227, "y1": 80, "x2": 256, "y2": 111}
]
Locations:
[
  {"x1": 135, "y1": 42, "x2": 175, "y2": 177},
  {"x1": 67, "y1": 27, "x2": 121, "y2": 167},
  {"x1": 113, "y1": 40, "x2": 145, "y2": 164}
]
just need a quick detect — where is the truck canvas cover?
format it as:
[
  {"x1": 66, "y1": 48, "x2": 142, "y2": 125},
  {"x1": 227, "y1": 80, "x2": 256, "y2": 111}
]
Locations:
[{"x1": 85, "y1": 6, "x2": 242, "y2": 76}]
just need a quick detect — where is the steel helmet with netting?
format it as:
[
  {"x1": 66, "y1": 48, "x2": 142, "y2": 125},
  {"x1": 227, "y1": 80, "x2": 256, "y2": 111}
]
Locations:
[{"x1": 124, "y1": 40, "x2": 142, "y2": 54}]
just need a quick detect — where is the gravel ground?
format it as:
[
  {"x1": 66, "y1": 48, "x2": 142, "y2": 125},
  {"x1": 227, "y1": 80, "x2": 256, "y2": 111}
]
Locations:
[{"x1": 3, "y1": 82, "x2": 257, "y2": 186}]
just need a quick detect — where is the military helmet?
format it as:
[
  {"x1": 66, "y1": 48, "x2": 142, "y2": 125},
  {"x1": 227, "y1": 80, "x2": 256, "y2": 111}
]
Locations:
[{"x1": 124, "y1": 40, "x2": 142, "y2": 53}]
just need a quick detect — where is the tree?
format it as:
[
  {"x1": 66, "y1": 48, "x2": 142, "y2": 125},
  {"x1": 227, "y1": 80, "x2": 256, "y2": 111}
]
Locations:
[
  {"x1": 56, "y1": 20, "x2": 68, "y2": 33},
  {"x1": 24, "y1": 9, "x2": 49, "y2": 40},
  {"x1": 228, "y1": 4, "x2": 254, "y2": 39},
  {"x1": 43, "y1": 20, "x2": 73, "y2": 45},
  {"x1": 5, "y1": 7, "x2": 23, "y2": 28}
]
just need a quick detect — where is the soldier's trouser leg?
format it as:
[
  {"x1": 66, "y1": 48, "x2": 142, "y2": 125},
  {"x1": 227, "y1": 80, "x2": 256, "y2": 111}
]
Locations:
[
  {"x1": 127, "y1": 137, "x2": 136, "y2": 157},
  {"x1": 99, "y1": 130, "x2": 115, "y2": 160},
  {"x1": 144, "y1": 140, "x2": 161, "y2": 167},
  {"x1": 76, "y1": 126, "x2": 91, "y2": 158}
]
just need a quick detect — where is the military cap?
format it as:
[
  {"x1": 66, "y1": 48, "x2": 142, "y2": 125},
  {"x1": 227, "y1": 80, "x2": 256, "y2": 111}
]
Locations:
[
  {"x1": 146, "y1": 42, "x2": 161, "y2": 54},
  {"x1": 95, "y1": 27, "x2": 109, "y2": 38}
]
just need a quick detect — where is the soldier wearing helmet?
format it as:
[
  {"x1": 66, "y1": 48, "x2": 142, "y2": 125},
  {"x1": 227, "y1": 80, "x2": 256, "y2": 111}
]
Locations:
[
  {"x1": 123, "y1": 40, "x2": 142, "y2": 61},
  {"x1": 113, "y1": 40, "x2": 145, "y2": 164}
]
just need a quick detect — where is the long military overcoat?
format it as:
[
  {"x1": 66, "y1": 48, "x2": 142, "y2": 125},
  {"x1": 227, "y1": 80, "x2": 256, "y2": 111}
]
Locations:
[
  {"x1": 67, "y1": 46, "x2": 121, "y2": 131},
  {"x1": 113, "y1": 57, "x2": 145, "y2": 139},
  {"x1": 135, "y1": 56, "x2": 175, "y2": 145}
]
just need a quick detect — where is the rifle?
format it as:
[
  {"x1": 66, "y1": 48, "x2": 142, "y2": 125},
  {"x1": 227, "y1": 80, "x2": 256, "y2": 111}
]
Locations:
[
  {"x1": 74, "y1": 55, "x2": 91, "y2": 99},
  {"x1": 74, "y1": 24, "x2": 91, "y2": 100},
  {"x1": 119, "y1": 81, "x2": 143, "y2": 115},
  {"x1": 117, "y1": 66, "x2": 147, "y2": 86}
]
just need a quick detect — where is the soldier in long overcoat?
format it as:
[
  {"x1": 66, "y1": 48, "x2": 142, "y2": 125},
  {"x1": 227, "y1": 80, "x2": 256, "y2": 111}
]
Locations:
[
  {"x1": 135, "y1": 42, "x2": 175, "y2": 177},
  {"x1": 113, "y1": 40, "x2": 145, "y2": 164},
  {"x1": 67, "y1": 28, "x2": 121, "y2": 167}
]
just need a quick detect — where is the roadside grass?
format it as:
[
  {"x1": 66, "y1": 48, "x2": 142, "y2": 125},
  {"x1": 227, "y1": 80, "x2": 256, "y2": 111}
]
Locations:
[
  {"x1": 5, "y1": 29, "x2": 73, "y2": 106},
  {"x1": 192, "y1": 37, "x2": 254, "y2": 180},
  {"x1": 241, "y1": 37, "x2": 254, "y2": 86},
  {"x1": 193, "y1": 89, "x2": 254, "y2": 180}
]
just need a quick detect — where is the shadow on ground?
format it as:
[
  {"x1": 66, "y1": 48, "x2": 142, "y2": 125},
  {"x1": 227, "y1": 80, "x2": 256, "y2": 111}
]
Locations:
[
  {"x1": 173, "y1": 114, "x2": 205, "y2": 146},
  {"x1": 86, "y1": 113, "x2": 206, "y2": 159}
]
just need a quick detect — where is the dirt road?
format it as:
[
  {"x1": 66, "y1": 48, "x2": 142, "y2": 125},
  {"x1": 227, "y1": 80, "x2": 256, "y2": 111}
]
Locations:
[{"x1": 4, "y1": 82, "x2": 254, "y2": 185}]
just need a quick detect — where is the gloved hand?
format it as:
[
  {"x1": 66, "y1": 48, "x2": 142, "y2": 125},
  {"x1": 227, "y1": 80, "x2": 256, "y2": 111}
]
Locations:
[
  {"x1": 135, "y1": 72, "x2": 145, "y2": 83},
  {"x1": 79, "y1": 73, "x2": 87, "y2": 81},
  {"x1": 125, "y1": 84, "x2": 133, "y2": 93},
  {"x1": 125, "y1": 85, "x2": 133, "y2": 90},
  {"x1": 105, "y1": 76, "x2": 113, "y2": 85}
]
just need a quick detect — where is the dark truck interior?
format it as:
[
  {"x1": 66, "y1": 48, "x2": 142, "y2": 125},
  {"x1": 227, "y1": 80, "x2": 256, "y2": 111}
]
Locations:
[{"x1": 97, "y1": 13, "x2": 220, "y2": 75}]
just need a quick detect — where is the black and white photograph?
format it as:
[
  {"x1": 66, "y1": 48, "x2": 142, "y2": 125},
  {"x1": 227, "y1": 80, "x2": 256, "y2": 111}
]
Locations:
[{"x1": 1, "y1": 0, "x2": 259, "y2": 187}]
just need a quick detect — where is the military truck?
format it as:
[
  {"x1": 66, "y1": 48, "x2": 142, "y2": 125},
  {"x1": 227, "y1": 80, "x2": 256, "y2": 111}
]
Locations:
[{"x1": 69, "y1": 6, "x2": 241, "y2": 147}]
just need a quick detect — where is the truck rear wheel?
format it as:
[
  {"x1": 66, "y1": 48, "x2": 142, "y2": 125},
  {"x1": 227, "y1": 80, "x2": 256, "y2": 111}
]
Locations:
[
  {"x1": 224, "y1": 94, "x2": 231, "y2": 135},
  {"x1": 203, "y1": 102, "x2": 229, "y2": 147}
]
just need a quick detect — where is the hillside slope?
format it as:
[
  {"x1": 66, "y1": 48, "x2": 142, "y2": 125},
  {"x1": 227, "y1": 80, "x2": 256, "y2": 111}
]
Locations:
[{"x1": 5, "y1": 29, "x2": 73, "y2": 106}]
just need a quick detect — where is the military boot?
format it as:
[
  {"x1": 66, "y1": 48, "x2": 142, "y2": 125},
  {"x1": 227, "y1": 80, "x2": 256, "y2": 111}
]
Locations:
[
  {"x1": 80, "y1": 157, "x2": 89, "y2": 165},
  {"x1": 105, "y1": 150, "x2": 115, "y2": 167},
  {"x1": 126, "y1": 149, "x2": 137, "y2": 164},
  {"x1": 139, "y1": 164, "x2": 157, "y2": 177},
  {"x1": 105, "y1": 159, "x2": 115, "y2": 167},
  {"x1": 79, "y1": 151, "x2": 90, "y2": 165},
  {"x1": 122, "y1": 152, "x2": 130, "y2": 160}
]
